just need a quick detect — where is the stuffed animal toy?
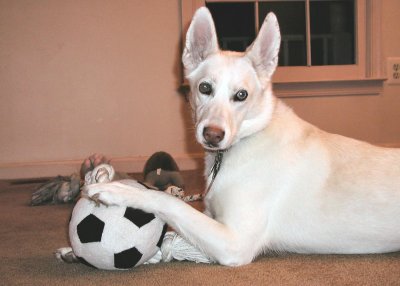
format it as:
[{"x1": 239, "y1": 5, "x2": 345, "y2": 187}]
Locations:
[
  {"x1": 143, "y1": 151, "x2": 184, "y2": 190},
  {"x1": 69, "y1": 180, "x2": 167, "y2": 270},
  {"x1": 68, "y1": 163, "x2": 168, "y2": 270}
]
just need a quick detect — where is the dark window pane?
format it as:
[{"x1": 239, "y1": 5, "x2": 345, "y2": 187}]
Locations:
[
  {"x1": 259, "y1": 1, "x2": 307, "y2": 66},
  {"x1": 206, "y1": 2, "x2": 255, "y2": 52},
  {"x1": 310, "y1": 0, "x2": 355, "y2": 65}
]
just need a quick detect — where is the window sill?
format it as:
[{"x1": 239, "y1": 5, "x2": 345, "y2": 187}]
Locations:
[
  {"x1": 179, "y1": 78, "x2": 387, "y2": 99},
  {"x1": 273, "y1": 77, "x2": 386, "y2": 98}
]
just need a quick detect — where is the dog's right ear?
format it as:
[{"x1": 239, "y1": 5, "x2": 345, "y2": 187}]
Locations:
[
  {"x1": 246, "y1": 13, "x2": 281, "y2": 84},
  {"x1": 182, "y1": 7, "x2": 219, "y2": 76}
]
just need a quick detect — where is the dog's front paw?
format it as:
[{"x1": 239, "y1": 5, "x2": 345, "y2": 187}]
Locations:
[{"x1": 82, "y1": 182, "x2": 140, "y2": 207}]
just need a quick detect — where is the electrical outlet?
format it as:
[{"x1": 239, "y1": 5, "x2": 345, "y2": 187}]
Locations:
[{"x1": 387, "y1": 57, "x2": 400, "y2": 85}]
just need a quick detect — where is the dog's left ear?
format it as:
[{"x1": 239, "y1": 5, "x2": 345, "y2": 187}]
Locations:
[
  {"x1": 182, "y1": 7, "x2": 219, "y2": 76},
  {"x1": 246, "y1": 13, "x2": 281, "y2": 83}
]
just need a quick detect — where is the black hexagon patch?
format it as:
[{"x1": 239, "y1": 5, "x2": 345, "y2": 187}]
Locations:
[
  {"x1": 123, "y1": 207, "x2": 155, "y2": 228},
  {"x1": 114, "y1": 247, "x2": 143, "y2": 269},
  {"x1": 77, "y1": 214, "x2": 105, "y2": 243}
]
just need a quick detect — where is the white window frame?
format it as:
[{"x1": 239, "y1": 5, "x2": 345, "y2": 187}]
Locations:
[{"x1": 180, "y1": 0, "x2": 385, "y2": 97}]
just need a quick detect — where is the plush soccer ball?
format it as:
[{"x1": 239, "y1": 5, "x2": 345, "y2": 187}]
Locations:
[{"x1": 69, "y1": 182, "x2": 167, "y2": 270}]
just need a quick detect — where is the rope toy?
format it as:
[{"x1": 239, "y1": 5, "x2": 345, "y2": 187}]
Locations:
[
  {"x1": 164, "y1": 184, "x2": 204, "y2": 202},
  {"x1": 160, "y1": 232, "x2": 212, "y2": 263}
]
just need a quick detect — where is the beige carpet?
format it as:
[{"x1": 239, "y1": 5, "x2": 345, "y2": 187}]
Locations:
[{"x1": 1, "y1": 171, "x2": 400, "y2": 286}]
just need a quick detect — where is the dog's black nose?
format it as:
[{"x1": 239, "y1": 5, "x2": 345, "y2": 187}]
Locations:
[{"x1": 203, "y1": 126, "x2": 225, "y2": 147}]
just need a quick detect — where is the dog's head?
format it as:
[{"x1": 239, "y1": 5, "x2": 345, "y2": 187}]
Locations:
[{"x1": 183, "y1": 7, "x2": 281, "y2": 151}]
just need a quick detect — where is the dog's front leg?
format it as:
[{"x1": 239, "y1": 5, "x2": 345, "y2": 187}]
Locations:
[{"x1": 83, "y1": 182, "x2": 254, "y2": 266}]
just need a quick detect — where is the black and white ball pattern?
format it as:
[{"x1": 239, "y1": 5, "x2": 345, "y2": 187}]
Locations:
[{"x1": 69, "y1": 182, "x2": 167, "y2": 270}]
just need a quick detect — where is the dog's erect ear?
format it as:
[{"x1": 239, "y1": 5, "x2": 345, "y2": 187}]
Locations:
[
  {"x1": 246, "y1": 13, "x2": 281, "y2": 82},
  {"x1": 182, "y1": 7, "x2": 219, "y2": 76}
]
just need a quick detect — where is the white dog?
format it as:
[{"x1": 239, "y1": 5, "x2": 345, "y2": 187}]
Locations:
[{"x1": 78, "y1": 8, "x2": 400, "y2": 266}]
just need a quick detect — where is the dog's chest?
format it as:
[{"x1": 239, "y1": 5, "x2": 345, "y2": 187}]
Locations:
[{"x1": 203, "y1": 143, "x2": 282, "y2": 225}]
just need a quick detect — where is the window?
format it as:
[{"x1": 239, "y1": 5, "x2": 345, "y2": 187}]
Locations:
[
  {"x1": 207, "y1": 1, "x2": 355, "y2": 66},
  {"x1": 181, "y1": 0, "x2": 384, "y2": 97}
]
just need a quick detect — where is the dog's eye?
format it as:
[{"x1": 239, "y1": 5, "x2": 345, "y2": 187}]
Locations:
[
  {"x1": 234, "y1": 89, "x2": 248, "y2": 102},
  {"x1": 199, "y1": 82, "x2": 212, "y2": 95}
]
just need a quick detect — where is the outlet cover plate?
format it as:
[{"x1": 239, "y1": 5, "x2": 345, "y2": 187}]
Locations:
[{"x1": 387, "y1": 57, "x2": 400, "y2": 85}]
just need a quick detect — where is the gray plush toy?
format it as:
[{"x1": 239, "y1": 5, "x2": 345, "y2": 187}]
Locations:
[{"x1": 143, "y1": 151, "x2": 184, "y2": 191}]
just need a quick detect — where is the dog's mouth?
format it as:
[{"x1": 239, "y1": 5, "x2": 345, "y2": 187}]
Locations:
[
  {"x1": 203, "y1": 143, "x2": 225, "y2": 152},
  {"x1": 201, "y1": 139, "x2": 232, "y2": 152},
  {"x1": 203, "y1": 145, "x2": 229, "y2": 153}
]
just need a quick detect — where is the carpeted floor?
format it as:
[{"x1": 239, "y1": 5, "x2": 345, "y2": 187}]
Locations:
[{"x1": 1, "y1": 170, "x2": 400, "y2": 286}]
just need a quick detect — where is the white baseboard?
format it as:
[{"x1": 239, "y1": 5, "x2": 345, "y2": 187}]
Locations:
[
  {"x1": 0, "y1": 153, "x2": 205, "y2": 180},
  {"x1": 2, "y1": 142, "x2": 399, "y2": 180}
]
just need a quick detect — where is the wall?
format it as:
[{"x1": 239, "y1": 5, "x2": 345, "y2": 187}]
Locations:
[
  {"x1": 284, "y1": 0, "x2": 400, "y2": 145},
  {"x1": 0, "y1": 0, "x2": 200, "y2": 178},
  {"x1": 0, "y1": 0, "x2": 399, "y2": 179}
]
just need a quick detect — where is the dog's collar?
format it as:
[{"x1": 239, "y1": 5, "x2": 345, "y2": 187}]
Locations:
[{"x1": 206, "y1": 150, "x2": 226, "y2": 194}]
